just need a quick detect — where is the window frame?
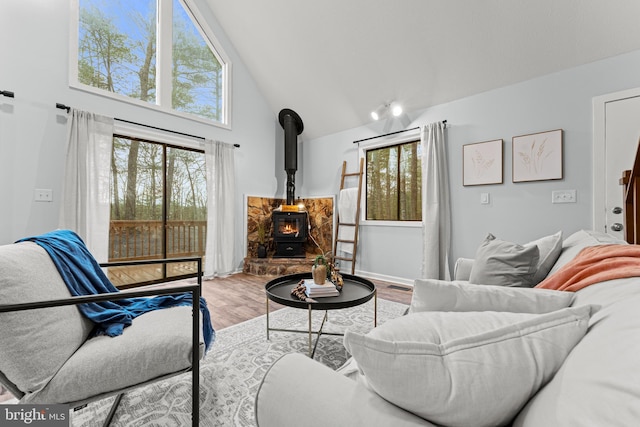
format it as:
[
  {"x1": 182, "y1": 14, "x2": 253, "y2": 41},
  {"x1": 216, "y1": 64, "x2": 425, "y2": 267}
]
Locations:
[
  {"x1": 69, "y1": 0, "x2": 232, "y2": 129},
  {"x1": 359, "y1": 129, "x2": 423, "y2": 228}
]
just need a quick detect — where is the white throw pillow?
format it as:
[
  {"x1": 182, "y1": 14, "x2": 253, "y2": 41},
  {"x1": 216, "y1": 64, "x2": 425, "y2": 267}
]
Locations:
[
  {"x1": 344, "y1": 306, "x2": 592, "y2": 427},
  {"x1": 525, "y1": 230, "x2": 563, "y2": 283},
  {"x1": 410, "y1": 278, "x2": 574, "y2": 314}
]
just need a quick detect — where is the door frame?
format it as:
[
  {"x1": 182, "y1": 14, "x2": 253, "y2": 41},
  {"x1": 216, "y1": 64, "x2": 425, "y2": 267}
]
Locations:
[{"x1": 592, "y1": 86, "x2": 640, "y2": 233}]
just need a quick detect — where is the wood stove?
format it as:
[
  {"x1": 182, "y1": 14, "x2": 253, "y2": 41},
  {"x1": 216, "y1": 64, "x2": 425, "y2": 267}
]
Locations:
[
  {"x1": 272, "y1": 211, "x2": 307, "y2": 257},
  {"x1": 272, "y1": 108, "x2": 307, "y2": 257}
]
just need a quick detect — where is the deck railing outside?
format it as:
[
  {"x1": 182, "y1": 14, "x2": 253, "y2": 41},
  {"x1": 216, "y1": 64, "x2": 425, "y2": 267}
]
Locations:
[{"x1": 109, "y1": 220, "x2": 206, "y2": 262}]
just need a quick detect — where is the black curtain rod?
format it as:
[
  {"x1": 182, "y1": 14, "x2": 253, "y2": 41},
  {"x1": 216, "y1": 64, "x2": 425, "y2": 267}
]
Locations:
[
  {"x1": 352, "y1": 120, "x2": 447, "y2": 144},
  {"x1": 55, "y1": 103, "x2": 240, "y2": 148},
  {"x1": 1, "y1": 90, "x2": 15, "y2": 98}
]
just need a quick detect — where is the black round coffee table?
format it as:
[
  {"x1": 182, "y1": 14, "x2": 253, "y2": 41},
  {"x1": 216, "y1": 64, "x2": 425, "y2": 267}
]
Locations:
[{"x1": 265, "y1": 272, "x2": 377, "y2": 358}]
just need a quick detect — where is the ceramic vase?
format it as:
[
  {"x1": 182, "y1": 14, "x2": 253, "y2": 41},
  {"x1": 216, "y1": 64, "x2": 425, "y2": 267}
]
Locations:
[{"x1": 312, "y1": 264, "x2": 327, "y2": 284}]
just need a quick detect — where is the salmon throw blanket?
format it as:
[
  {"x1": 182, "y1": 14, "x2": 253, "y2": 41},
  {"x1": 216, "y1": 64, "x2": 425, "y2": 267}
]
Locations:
[{"x1": 536, "y1": 244, "x2": 640, "y2": 292}]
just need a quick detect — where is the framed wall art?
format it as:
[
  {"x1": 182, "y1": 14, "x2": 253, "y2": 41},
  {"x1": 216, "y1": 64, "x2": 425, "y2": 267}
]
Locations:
[
  {"x1": 512, "y1": 129, "x2": 563, "y2": 183},
  {"x1": 463, "y1": 139, "x2": 503, "y2": 186}
]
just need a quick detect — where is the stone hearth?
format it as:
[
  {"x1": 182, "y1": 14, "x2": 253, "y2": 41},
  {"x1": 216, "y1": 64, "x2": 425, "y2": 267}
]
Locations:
[{"x1": 242, "y1": 256, "x2": 315, "y2": 276}]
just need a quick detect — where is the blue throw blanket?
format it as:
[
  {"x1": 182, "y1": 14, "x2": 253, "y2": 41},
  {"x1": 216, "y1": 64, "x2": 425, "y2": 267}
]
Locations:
[{"x1": 17, "y1": 229, "x2": 214, "y2": 351}]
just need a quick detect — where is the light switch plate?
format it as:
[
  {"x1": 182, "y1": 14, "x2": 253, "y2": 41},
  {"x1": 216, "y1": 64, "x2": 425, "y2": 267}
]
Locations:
[
  {"x1": 480, "y1": 193, "x2": 490, "y2": 204},
  {"x1": 552, "y1": 190, "x2": 576, "y2": 204},
  {"x1": 34, "y1": 189, "x2": 53, "y2": 202}
]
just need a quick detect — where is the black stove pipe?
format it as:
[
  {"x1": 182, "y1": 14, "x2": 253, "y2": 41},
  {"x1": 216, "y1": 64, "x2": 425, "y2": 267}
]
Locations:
[{"x1": 278, "y1": 108, "x2": 304, "y2": 205}]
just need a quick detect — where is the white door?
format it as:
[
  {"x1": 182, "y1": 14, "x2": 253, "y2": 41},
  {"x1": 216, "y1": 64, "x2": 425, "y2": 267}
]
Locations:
[{"x1": 594, "y1": 88, "x2": 640, "y2": 240}]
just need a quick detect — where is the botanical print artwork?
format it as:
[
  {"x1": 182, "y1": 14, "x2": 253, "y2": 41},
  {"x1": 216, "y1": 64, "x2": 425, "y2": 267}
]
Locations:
[
  {"x1": 472, "y1": 150, "x2": 494, "y2": 177},
  {"x1": 512, "y1": 129, "x2": 563, "y2": 182},
  {"x1": 463, "y1": 139, "x2": 503, "y2": 186},
  {"x1": 517, "y1": 138, "x2": 551, "y2": 175}
]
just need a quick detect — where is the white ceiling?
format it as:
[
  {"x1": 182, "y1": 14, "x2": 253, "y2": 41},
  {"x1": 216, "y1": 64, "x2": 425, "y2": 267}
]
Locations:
[{"x1": 205, "y1": 0, "x2": 640, "y2": 140}]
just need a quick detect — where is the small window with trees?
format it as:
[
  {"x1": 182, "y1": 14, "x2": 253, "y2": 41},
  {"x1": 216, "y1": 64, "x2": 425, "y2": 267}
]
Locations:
[
  {"x1": 365, "y1": 139, "x2": 422, "y2": 221},
  {"x1": 74, "y1": 0, "x2": 228, "y2": 124}
]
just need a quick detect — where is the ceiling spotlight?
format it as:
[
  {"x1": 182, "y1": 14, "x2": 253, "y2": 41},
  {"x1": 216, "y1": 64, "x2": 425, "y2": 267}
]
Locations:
[
  {"x1": 391, "y1": 102, "x2": 403, "y2": 117},
  {"x1": 371, "y1": 105, "x2": 385, "y2": 121}
]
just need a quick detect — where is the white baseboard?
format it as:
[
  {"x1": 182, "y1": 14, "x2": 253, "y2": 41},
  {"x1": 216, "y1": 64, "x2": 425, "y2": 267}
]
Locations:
[{"x1": 352, "y1": 269, "x2": 414, "y2": 287}]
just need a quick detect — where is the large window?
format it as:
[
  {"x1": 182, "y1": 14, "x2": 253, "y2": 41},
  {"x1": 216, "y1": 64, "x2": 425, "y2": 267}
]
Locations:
[
  {"x1": 365, "y1": 139, "x2": 422, "y2": 221},
  {"x1": 74, "y1": 0, "x2": 228, "y2": 124},
  {"x1": 108, "y1": 135, "x2": 207, "y2": 286}
]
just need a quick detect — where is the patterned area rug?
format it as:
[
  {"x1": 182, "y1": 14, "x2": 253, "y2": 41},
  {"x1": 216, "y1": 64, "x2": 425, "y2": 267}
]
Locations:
[{"x1": 72, "y1": 298, "x2": 407, "y2": 426}]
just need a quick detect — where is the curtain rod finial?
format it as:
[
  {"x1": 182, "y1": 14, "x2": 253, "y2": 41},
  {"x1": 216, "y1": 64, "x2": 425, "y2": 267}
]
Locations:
[{"x1": 56, "y1": 103, "x2": 70, "y2": 113}]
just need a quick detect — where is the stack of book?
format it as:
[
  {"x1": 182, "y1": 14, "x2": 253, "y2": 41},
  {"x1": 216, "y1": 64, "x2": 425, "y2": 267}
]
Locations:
[{"x1": 303, "y1": 279, "x2": 339, "y2": 298}]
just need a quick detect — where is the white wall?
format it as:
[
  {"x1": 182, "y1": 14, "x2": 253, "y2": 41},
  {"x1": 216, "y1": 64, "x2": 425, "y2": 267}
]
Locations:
[
  {"x1": 301, "y1": 49, "x2": 640, "y2": 284},
  {"x1": 0, "y1": 0, "x2": 277, "y2": 268}
]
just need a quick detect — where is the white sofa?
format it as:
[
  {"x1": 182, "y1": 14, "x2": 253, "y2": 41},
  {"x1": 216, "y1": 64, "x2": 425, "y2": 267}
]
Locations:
[{"x1": 255, "y1": 230, "x2": 640, "y2": 426}]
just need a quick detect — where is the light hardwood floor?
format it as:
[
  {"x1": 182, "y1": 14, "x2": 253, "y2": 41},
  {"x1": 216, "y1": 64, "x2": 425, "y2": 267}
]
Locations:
[{"x1": 200, "y1": 272, "x2": 413, "y2": 330}]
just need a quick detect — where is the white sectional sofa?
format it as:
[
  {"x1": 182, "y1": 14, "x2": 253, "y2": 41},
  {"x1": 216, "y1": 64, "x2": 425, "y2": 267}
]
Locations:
[{"x1": 255, "y1": 230, "x2": 640, "y2": 426}]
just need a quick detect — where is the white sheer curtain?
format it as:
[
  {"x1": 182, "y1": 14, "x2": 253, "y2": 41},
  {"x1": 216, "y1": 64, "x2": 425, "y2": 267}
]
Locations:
[
  {"x1": 421, "y1": 121, "x2": 452, "y2": 280},
  {"x1": 59, "y1": 109, "x2": 114, "y2": 262},
  {"x1": 204, "y1": 140, "x2": 236, "y2": 277}
]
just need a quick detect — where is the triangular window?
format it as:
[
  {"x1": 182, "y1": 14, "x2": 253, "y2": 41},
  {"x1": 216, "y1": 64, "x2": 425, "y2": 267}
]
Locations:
[
  {"x1": 73, "y1": 0, "x2": 229, "y2": 125},
  {"x1": 172, "y1": 0, "x2": 223, "y2": 121}
]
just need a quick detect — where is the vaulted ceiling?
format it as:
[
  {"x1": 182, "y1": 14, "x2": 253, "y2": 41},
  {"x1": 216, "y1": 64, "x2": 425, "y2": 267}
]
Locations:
[{"x1": 205, "y1": 0, "x2": 640, "y2": 140}]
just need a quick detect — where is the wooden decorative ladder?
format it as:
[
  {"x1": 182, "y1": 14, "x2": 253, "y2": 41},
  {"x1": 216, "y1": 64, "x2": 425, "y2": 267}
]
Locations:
[{"x1": 333, "y1": 158, "x2": 364, "y2": 274}]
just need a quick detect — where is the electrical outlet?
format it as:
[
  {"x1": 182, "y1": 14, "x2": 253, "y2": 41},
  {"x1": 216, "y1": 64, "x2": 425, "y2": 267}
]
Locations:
[
  {"x1": 34, "y1": 189, "x2": 53, "y2": 202},
  {"x1": 552, "y1": 190, "x2": 576, "y2": 204}
]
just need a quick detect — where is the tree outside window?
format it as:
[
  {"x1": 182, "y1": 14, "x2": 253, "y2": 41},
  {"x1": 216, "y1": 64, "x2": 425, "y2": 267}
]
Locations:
[
  {"x1": 366, "y1": 140, "x2": 422, "y2": 221},
  {"x1": 77, "y1": 0, "x2": 226, "y2": 123},
  {"x1": 108, "y1": 136, "x2": 207, "y2": 285}
]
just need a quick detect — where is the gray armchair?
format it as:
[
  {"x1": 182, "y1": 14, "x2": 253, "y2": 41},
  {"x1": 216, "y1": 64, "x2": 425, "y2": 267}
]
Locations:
[{"x1": 0, "y1": 240, "x2": 205, "y2": 426}]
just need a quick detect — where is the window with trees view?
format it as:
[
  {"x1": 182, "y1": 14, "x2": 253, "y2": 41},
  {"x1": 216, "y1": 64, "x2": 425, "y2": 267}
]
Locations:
[
  {"x1": 109, "y1": 136, "x2": 207, "y2": 281},
  {"x1": 75, "y1": 0, "x2": 227, "y2": 123},
  {"x1": 366, "y1": 140, "x2": 422, "y2": 221}
]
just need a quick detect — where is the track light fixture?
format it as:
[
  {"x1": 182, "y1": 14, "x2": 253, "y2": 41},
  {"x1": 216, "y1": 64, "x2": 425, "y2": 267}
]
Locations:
[{"x1": 370, "y1": 102, "x2": 403, "y2": 121}]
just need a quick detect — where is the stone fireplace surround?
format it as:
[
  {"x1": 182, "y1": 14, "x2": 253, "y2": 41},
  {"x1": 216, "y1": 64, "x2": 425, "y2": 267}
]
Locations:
[{"x1": 243, "y1": 196, "x2": 334, "y2": 276}]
